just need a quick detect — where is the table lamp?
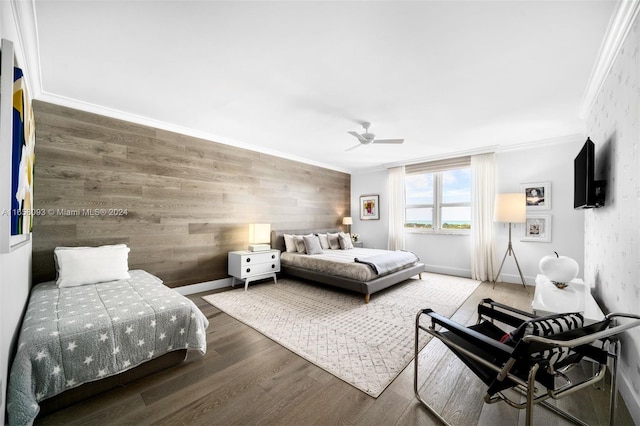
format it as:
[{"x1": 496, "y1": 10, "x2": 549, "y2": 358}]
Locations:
[
  {"x1": 248, "y1": 223, "x2": 271, "y2": 252},
  {"x1": 342, "y1": 216, "x2": 352, "y2": 234}
]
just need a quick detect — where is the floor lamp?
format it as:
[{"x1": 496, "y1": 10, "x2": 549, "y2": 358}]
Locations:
[{"x1": 493, "y1": 193, "x2": 527, "y2": 289}]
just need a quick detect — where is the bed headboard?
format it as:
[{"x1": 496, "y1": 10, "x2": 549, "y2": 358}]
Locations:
[{"x1": 271, "y1": 229, "x2": 341, "y2": 252}]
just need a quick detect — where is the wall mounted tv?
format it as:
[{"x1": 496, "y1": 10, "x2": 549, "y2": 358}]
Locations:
[{"x1": 574, "y1": 137, "x2": 605, "y2": 209}]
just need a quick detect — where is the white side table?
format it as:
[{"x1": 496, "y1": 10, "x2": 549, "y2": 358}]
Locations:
[
  {"x1": 353, "y1": 241, "x2": 363, "y2": 248},
  {"x1": 228, "y1": 249, "x2": 281, "y2": 291},
  {"x1": 532, "y1": 274, "x2": 604, "y2": 325}
]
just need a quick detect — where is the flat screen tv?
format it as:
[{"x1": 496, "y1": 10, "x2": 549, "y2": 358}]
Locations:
[{"x1": 574, "y1": 137, "x2": 604, "y2": 209}]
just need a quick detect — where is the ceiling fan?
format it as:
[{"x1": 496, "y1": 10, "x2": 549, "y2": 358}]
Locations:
[{"x1": 346, "y1": 122, "x2": 404, "y2": 151}]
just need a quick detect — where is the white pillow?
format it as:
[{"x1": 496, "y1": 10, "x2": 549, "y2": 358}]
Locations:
[
  {"x1": 303, "y1": 235, "x2": 323, "y2": 255},
  {"x1": 316, "y1": 233, "x2": 330, "y2": 249},
  {"x1": 339, "y1": 232, "x2": 354, "y2": 250},
  {"x1": 54, "y1": 244, "x2": 131, "y2": 287},
  {"x1": 283, "y1": 234, "x2": 297, "y2": 253}
]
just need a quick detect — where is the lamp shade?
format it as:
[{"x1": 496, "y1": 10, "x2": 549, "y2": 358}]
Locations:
[
  {"x1": 249, "y1": 223, "x2": 271, "y2": 244},
  {"x1": 494, "y1": 193, "x2": 526, "y2": 223},
  {"x1": 342, "y1": 217, "x2": 353, "y2": 225}
]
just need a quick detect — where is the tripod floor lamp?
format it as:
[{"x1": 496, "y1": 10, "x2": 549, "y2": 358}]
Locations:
[{"x1": 493, "y1": 193, "x2": 527, "y2": 289}]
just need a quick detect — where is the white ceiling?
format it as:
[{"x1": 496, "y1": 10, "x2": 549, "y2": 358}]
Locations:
[{"x1": 31, "y1": 0, "x2": 616, "y2": 173}]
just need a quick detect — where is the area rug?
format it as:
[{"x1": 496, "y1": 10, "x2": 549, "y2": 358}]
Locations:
[{"x1": 202, "y1": 273, "x2": 480, "y2": 397}]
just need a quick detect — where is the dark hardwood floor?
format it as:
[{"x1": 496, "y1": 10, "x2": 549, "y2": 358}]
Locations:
[{"x1": 35, "y1": 279, "x2": 634, "y2": 425}]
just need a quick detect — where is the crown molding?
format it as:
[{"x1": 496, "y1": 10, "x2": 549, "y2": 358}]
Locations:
[
  {"x1": 579, "y1": 0, "x2": 640, "y2": 119},
  {"x1": 11, "y1": 0, "x2": 42, "y2": 98},
  {"x1": 349, "y1": 134, "x2": 584, "y2": 175},
  {"x1": 36, "y1": 91, "x2": 351, "y2": 174},
  {"x1": 495, "y1": 134, "x2": 584, "y2": 153}
]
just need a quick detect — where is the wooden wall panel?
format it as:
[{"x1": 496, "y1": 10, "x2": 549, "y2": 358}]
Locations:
[{"x1": 32, "y1": 101, "x2": 351, "y2": 287}]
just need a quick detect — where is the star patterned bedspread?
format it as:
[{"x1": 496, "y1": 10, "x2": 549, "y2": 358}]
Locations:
[{"x1": 7, "y1": 270, "x2": 209, "y2": 426}]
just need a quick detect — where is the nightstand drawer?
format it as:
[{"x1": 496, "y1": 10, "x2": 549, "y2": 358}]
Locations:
[
  {"x1": 236, "y1": 261, "x2": 280, "y2": 278},
  {"x1": 240, "y1": 251, "x2": 279, "y2": 265}
]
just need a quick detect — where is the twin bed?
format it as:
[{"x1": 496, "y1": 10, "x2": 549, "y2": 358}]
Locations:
[
  {"x1": 9, "y1": 232, "x2": 423, "y2": 424},
  {"x1": 7, "y1": 247, "x2": 209, "y2": 426}
]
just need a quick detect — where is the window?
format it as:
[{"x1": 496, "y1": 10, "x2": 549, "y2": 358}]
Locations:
[{"x1": 405, "y1": 158, "x2": 471, "y2": 233}]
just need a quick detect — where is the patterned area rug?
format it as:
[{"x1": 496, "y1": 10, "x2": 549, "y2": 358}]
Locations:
[{"x1": 202, "y1": 273, "x2": 480, "y2": 397}]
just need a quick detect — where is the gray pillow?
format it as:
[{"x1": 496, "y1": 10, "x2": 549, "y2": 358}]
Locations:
[
  {"x1": 327, "y1": 233, "x2": 341, "y2": 250},
  {"x1": 316, "y1": 233, "x2": 330, "y2": 249},
  {"x1": 339, "y1": 232, "x2": 354, "y2": 250},
  {"x1": 293, "y1": 235, "x2": 307, "y2": 253},
  {"x1": 303, "y1": 235, "x2": 323, "y2": 255}
]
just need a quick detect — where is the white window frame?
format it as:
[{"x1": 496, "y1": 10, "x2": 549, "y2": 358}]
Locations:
[{"x1": 404, "y1": 159, "x2": 471, "y2": 235}]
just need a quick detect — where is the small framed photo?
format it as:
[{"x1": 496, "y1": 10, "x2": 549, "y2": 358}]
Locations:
[
  {"x1": 360, "y1": 194, "x2": 380, "y2": 220},
  {"x1": 521, "y1": 215, "x2": 552, "y2": 242},
  {"x1": 521, "y1": 181, "x2": 551, "y2": 211}
]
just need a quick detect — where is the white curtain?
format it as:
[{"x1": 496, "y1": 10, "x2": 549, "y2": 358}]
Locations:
[
  {"x1": 471, "y1": 153, "x2": 498, "y2": 281},
  {"x1": 387, "y1": 166, "x2": 405, "y2": 250}
]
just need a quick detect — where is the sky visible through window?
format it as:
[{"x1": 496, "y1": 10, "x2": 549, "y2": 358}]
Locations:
[{"x1": 405, "y1": 168, "x2": 471, "y2": 228}]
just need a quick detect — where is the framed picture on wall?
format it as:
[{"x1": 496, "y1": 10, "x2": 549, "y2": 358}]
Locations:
[
  {"x1": 1, "y1": 38, "x2": 34, "y2": 253},
  {"x1": 521, "y1": 181, "x2": 551, "y2": 211},
  {"x1": 360, "y1": 194, "x2": 380, "y2": 220},
  {"x1": 521, "y1": 215, "x2": 552, "y2": 242}
]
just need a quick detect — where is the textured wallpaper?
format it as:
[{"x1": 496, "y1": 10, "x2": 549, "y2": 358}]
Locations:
[{"x1": 585, "y1": 17, "x2": 640, "y2": 409}]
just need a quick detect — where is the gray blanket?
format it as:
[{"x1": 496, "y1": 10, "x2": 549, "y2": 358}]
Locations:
[
  {"x1": 7, "y1": 270, "x2": 209, "y2": 426},
  {"x1": 355, "y1": 250, "x2": 420, "y2": 275}
]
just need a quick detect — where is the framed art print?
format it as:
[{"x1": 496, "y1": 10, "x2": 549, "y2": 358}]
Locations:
[
  {"x1": 360, "y1": 194, "x2": 379, "y2": 220},
  {"x1": 521, "y1": 181, "x2": 551, "y2": 211},
  {"x1": 521, "y1": 215, "x2": 551, "y2": 242}
]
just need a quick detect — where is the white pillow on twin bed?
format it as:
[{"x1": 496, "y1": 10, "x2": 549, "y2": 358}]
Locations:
[
  {"x1": 283, "y1": 234, "x2": 297, "y2": 253},
  {"x1": 54, "y1": 244, "x2": 131, "y2": 287}
]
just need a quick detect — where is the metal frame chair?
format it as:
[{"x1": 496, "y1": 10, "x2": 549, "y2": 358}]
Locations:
[{"x1": 414, "y1": 298, "x2": 640, "y2": 426}]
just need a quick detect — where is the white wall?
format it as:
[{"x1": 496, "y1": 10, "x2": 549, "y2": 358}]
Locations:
[
  {"x1": 351, "y1": 138, "x2": 585, "y2": 284},
  {"x1": 1, "y1": 3, "x2": 34, "y2": 423},
  {"x1": 584, "y1": 15, "x2": 640, "y2": 422},
  {"x1": 495, "y1": 138, "x2": 586, "y2": 284},
  {"x1": 350, "y1": 170, "x2": 389, "y2": 250}
]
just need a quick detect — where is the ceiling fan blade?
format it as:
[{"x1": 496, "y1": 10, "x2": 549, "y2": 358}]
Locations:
[
  {"x1": 373, "y1": 139, "x2": 404, "y2": 144},
  {"x1": 345, "y1": 143, "x2": 363, "y2": 152},
  {"x1": 348, "y1": 131, "x2": 367, "y2": 143}
]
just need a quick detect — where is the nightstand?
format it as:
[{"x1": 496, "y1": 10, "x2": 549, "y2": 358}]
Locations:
[
  {"x1": 228, "y1": 249, "x2": 280, "y2": 291},
  {"x1": 353, "y1": 241, "x2": 363, "y2": 248}
]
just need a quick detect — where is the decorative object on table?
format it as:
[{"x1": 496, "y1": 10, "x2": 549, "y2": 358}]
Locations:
[
  {"x1": 351, "y1": 233, "x2": 359, "y2": 242},
  {"x1": 342, "y1": 216, "x2": 352, "y2": 234},
  {"x1": 248, "y1": 223, "x2": 271, "y2": 252},
  {"x1": 520, "y1": 181, "x2": 551, "y2": 211},
  {"x1": 360, "y1": 194, "x2": 380, "y2": 220},
  {"x1": 493, "y1": 193, "x2": 527, "y2": 289},
  {"x1": 539, "y1": 252, "x2": 579, "y2": 289},
  {"x1": 521, "y1": 215, "x2": 552, "y2": 242}
]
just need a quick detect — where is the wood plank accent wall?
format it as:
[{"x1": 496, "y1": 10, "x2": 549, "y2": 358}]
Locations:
[{"x1": 32, "y1": 101, "x2": 350, "y2": 287}]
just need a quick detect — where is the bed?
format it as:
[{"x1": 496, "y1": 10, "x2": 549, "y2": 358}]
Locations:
[
  {"x1": 271, "y1": 229, "x2": 425, "y2": 303},
  {"x1": 7, "y1": 266, "x2": 209, "y2": 426}
]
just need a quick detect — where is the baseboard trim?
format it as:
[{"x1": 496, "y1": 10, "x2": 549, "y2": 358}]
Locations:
[
  {"x1": 174, "y1": 277, "x2": 233, "y2": 295},
  {"x1": 423, "y1": 264, "x2": 472, "y2": 279}
]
